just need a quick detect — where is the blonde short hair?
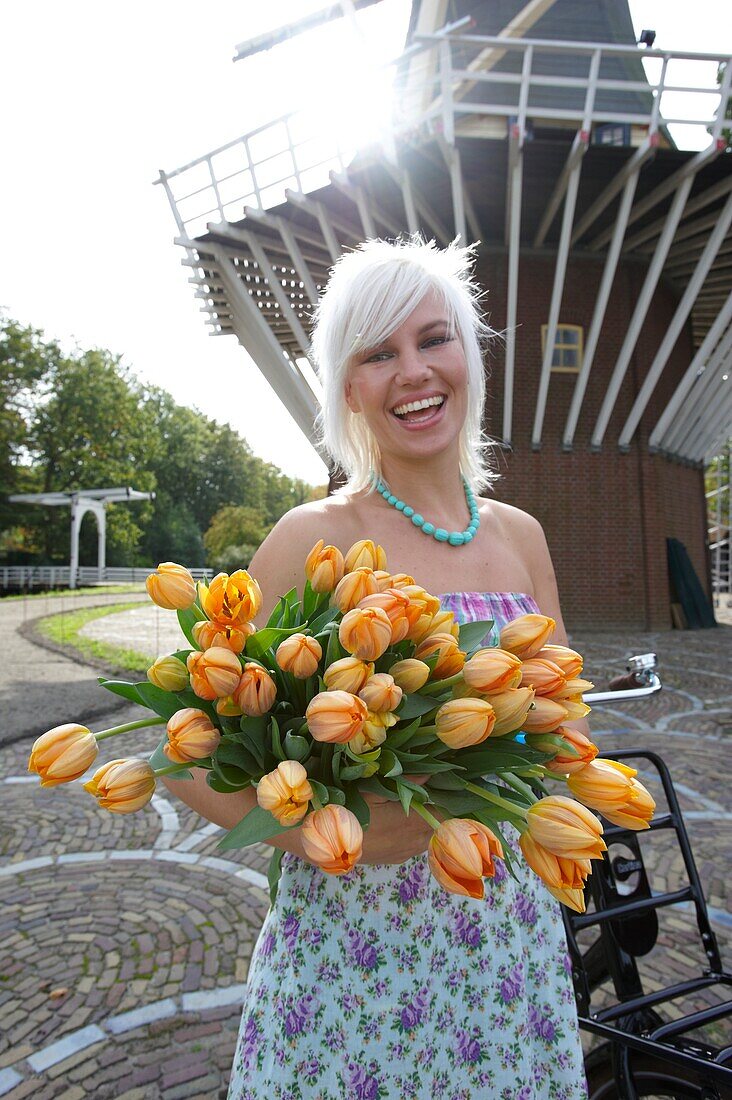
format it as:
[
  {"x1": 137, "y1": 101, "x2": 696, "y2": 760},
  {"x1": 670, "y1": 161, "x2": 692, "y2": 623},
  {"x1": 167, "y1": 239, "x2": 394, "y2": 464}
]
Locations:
[{"x1": 311, "y1": 237, "x2": 501, "y2": 495}]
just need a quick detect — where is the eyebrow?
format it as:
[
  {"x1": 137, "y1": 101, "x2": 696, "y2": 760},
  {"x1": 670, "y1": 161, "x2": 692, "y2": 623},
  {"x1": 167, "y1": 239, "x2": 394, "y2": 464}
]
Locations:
[{"x1": 417, "y1": 319, "x2": 450, "y2": 335}]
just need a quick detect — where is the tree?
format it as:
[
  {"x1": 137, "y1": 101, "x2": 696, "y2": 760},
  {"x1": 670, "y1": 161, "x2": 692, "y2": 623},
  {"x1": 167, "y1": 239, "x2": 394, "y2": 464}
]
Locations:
[{"x1": 203, "y1": 505, "x2": 270, "y2": 571}]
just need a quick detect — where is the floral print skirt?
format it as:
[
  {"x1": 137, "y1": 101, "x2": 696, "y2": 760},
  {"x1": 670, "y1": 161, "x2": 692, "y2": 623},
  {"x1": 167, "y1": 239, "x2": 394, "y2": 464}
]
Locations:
[
  {"x1": 227, "y1": 841, "x2": 587, "y2": 1099},
  {"x1": 228, "y1": 592, "x2": 588, "y2": 1099}
]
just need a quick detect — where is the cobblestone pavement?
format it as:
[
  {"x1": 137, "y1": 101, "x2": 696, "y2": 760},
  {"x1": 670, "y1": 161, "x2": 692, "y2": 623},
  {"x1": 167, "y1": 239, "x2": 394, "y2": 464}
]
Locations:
[{"x1": 1, "y1": 593, "x2": 730, "y2": 1098}]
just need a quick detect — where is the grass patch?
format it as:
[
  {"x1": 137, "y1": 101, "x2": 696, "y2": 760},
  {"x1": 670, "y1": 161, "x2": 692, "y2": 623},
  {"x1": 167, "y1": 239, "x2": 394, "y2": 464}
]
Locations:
[
  {"x1": 36, "y1": 601, "x2": 152, "y2": 673},
  {"x1": 3, "y1": 584, "x2": 145, "y2": 602}
]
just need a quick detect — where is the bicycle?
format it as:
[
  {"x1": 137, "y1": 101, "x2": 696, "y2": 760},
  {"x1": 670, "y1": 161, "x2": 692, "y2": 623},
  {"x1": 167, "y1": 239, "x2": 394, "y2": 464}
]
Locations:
[{"x1": 563, "y1": 654, "x2": 732, "y2": 1099}]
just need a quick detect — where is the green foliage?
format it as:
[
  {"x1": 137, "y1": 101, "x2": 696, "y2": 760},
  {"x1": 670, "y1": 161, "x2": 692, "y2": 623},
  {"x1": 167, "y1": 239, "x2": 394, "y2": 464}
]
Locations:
[{"x1": 0, "y1": 315, "x2": 327, "y2": 568}]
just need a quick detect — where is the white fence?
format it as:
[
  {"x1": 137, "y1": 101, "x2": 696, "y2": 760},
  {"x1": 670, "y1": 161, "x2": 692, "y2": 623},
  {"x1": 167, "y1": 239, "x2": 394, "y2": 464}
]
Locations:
[{"x1": 0, "y1": 566, "x2": 214, "y2": 590}]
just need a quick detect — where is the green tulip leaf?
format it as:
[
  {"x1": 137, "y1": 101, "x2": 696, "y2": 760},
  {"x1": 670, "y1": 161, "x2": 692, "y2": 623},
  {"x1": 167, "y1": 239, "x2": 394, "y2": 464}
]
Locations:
[
  {"x1": 396, "y1": 693, "x2": 438, "y2": 720},
  {"x1": 177, "y1": 604, "x2": 204, "y2": 649},
  {"x1": 380, "y1": 750, "x2": 403, "y2": 778},
  {"x1": 343, "y1": 785, "x2": 370, "y2": 828},
  {"x1": 98, "y1": 678, "x2": 143, "y2": 705},
  {"x1": 457, "y1": 619, "x2": 495, "y2": 653},
  {"x1": 148, "y1": 734, "x2": 192, "y2": 779},
  {"x1": 268, "y1": 848, "x2": 284, "y2": 906},
  {"x1": 309, "y1": 779, "x2": 330, "y2": 806},
  {"x1": 134, "y1": 682, "x2": 184, "y2": 720},
  {"x1": 217, "y1": 805, "x2": 292, "y2": 851}
]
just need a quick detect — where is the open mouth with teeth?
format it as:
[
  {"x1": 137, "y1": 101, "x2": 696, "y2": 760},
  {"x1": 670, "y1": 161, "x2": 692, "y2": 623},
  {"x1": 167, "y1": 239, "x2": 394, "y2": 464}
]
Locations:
[{"x1": 390, "y1": 395, "x2": 446, "y2": 424}]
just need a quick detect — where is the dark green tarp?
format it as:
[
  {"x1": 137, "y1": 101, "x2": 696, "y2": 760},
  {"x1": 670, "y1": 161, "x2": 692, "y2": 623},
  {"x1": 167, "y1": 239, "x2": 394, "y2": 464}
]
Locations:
[{"x1": 666, "y1": 537, "x2": 717, "y2": 630}]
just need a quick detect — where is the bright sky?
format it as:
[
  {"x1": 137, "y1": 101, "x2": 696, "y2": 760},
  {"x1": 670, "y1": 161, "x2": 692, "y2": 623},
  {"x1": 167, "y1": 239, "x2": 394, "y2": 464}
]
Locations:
[{"x1": 1, "y1": 1, "x2": 729, "y2": 488}]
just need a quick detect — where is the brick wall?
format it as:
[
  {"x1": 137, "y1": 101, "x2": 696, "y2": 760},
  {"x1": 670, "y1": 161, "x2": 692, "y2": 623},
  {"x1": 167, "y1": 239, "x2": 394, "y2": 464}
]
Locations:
[{"x1": 476, "y1": 251, "x2": 709, "y2": 630}]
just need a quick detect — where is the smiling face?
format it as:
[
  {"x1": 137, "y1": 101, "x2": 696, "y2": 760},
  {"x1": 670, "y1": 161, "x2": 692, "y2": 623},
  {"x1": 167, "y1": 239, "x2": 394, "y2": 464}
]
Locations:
[{"x1": 344, "y1": 289, "x2": 469, "y2": 469}]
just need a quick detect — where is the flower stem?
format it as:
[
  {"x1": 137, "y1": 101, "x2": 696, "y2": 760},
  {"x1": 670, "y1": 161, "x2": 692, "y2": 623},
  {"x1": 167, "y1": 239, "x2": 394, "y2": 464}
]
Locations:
[
  {"x1": 419, "y1": 672, "x2": 464, "y2": 696},
  {"x1": 153, "y1": 763, "x2": 193, "y2": 778},
  {"x1": 496, "y1": 770, "x2": 539, "y2": 803},
  {"x1": 410, "y1": 801, "x2": 443, "y2": 831},
  {"x1": 461, "y1": 780, "x2": 529, "y2": 820},
  {"x1": 311, "y1": 793, "x2": 324, "y2": 812},
  {"x1": 418, "y1": 724, "x2": 437, "y2": 736},
  {"x1": 96, "y1": 717, "x2": 167, "y2": 741}
]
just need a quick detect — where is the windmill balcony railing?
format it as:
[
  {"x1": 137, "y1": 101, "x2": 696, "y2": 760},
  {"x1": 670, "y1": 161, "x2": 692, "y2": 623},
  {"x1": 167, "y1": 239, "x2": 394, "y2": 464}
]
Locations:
[{"x1": 156, "y1": 27, "x2": 732, "y2": 243}]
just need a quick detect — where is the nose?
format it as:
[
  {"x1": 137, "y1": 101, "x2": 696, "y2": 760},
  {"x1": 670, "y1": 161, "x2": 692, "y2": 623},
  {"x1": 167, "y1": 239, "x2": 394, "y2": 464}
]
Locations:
[{"x1": 394, "y1": 347, "x2": 432, "y2": 385}]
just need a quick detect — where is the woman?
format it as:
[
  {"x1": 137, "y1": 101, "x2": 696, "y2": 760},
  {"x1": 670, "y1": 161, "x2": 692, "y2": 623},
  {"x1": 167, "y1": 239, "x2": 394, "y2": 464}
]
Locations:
[{"x1": 164, "y1": 238, "x2": 589, "y2": 1098}]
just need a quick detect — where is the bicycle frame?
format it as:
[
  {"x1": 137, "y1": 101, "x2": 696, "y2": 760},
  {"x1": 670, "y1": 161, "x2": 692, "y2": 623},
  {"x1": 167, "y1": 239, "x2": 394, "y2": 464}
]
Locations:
[{"x1": 563, "y1": 750, "x2": 731, "y2": 1099}]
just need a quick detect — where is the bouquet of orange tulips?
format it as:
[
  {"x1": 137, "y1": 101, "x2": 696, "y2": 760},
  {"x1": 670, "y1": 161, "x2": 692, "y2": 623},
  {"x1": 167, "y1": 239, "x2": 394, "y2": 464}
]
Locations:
[{"x1": 28, "y1": 540, "x2": 656, "y2": 911}]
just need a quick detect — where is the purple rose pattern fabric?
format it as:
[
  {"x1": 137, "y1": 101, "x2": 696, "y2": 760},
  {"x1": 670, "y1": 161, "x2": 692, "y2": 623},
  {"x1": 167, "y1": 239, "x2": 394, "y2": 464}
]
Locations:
[{"x1": 227, "y1": 591, "x2": 588, "y2": 1099}]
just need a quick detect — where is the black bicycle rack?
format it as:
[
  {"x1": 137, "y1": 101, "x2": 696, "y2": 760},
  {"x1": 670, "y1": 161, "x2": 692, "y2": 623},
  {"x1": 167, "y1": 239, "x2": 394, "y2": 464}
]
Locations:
[{"x1": 563, "y1": 749, "x2": 732, "y2": 1099}]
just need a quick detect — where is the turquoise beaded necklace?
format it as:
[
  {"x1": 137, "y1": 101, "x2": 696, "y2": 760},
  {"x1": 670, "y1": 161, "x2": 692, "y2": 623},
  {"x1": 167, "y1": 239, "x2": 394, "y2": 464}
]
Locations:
[{"x1": 372, "y1": 473, "x2": 480, "y2": 547}]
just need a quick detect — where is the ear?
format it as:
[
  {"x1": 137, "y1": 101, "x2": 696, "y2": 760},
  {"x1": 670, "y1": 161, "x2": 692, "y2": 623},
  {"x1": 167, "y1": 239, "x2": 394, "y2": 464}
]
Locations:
[{"x1": 344, "y1": 378, "x2": 360, "y2": 414}]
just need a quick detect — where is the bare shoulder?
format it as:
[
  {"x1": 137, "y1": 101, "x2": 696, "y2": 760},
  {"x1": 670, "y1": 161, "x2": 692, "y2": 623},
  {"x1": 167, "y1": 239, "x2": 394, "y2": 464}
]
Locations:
[{"x1": 479, "y1": 497, "x2": 544, "y2": 541}]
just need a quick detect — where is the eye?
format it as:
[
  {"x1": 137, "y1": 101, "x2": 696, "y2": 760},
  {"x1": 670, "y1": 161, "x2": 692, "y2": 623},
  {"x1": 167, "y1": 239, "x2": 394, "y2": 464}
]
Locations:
[
  {"x1": 422, "y1": 334, "x2": 451, "y2": 349},
  {"x1": 363, "y1": 349, "x2": 392, "y2": 363}
]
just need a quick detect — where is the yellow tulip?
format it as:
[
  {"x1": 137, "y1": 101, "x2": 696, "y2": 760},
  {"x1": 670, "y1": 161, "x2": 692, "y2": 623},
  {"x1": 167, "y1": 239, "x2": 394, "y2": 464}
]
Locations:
[
  {"x1": 543, "y1": 726, "x2": 599, "y2": 775},
  {"x1": 304, "y1": 539, "x2": 345, "y2": 593},
  {"x1": 215, "y1": 695, "x2": 243, "y2": 717},
  {"x1": 147, "y1": 654, "x2": 189, "y2": 693},
  {"x1": 388, "y1": 658, "x2": 430, "y2": 693},
  {"x1": 519, "y1": 830, "x2": 592, "y2": 905},
  {"x1": 357, "y1": 589, "x2": 411, "y2": 644},
  {"x1": 339, "y1": 606, "x2": 393, "y2": 661},
  {"x1": 192, "y1": 620, "x2": 252, "y2": 654},
  {"x1": 484, "y1": 686, "x2": 535, "y2": 736},
  {"x1": 349, "y1": 710, "x2": 394, "y2": 754},
  {"x1": 499, "y1": 614, "x2": 556, "y2": 659},
  {"x1": 83, "y1": 758, "x2": 156, "y2": 814},
  {"x1": 165, "y1": 708, "x2": 221, "y2": 763},
  {"x1": 28, "y1": 723, "x2": 98, "y2": 787},
  {"x1": 275, "y1": 633, "x2": 322, "y2": 679},
  {"x1": 199, "y1": 569, "x2": 262, "y2": 629},
  {"x1": 535, "y1": 644, "x2": 583, "y2": 678},
  {"x1": 145, "y1": 562, "x2": 196, "y2": 611},
  {"x1": 234, "y1": 663, "x2": 277, "y2": 717},
  {"x1": 414, "y1": 632, "x2": 466, "y2": 679},
  {"x1": 323, "y1": 656, "x2": 374, "y2": 694},
  {"x1": 435, "y1": 698, "x2": 496, "y2": 749},
  {"x1": 256, "y1": 760, "x2": 313, "y2": 826},
  {"x1": 549, "y1": 677, "x2": 594, "y2": 720},
  {"x1": 357, "y1": 672, "x2": 402, "y2": 714},
  {"x1": 421, "y1": 608, "x2": 460, "y2": 642},
  {"x1": 547, "y1": 885, "x2": 587, "y2": 914},
  {"x1": 521, "y1": 695, "x2": 569, "y2": 734},
  {"x1": 567, "y1": 759, "x2": 655, "y2": 830},
  {"x1": 300, "y1": 804, "x2": 363, "y2": 874},
  {"x1": 519, "y1": 658, "x2": 566, "y2": 696},
  {"x1": 306, "y1": 690, "x2": 368, "y2": 743},
  {"x1": 428, "y1": 818, "x2": 503, "y2": 898},
  {"x1": 463, "y1": 648, "x2": 523, "y2": 694},
  {"x1": 187, "y1": 647, "x2": 242, "y2": 701},
  {"x1": 525, "y1": 795, "x2": 606, "y2": 860},
  {"x1": 332, "y1": 567, "x2": 379, "y2": 613},
  {"x1": 344, "y1": 539, "x2": 387, "y2": 573}
]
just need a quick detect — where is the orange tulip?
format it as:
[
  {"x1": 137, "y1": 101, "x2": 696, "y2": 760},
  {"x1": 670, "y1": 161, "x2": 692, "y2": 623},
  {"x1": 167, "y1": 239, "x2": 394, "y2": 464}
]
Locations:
[
  {"x1": 358, "y1": 589, "x2": 411, "y2": 644},
  {"x1": 165, "y1": 708, "x2": 221, "y2": 763},
  {"x1": 323, "y1": 656, "x2": 374, "y2": 694},
  {"x1": 547, "y1": 885, "x2": 587, "y2": 914},
  {"x1": 463, "y1": 648, "x2": 523, "y2": 694},
  {"x1": 481, "y1": 686, "x2": 535, "y2": 736},
  {"x1": 349, "y1": 710, "x2": 394, "y2": 754},
  {"x1": 399, "y1": 585, "x2": 441, "y2": 641},
  {"x1": 543, "y1": 726, "x2": 599, "y2": 775},
  {"x1": 428, "y1": 818, "x2": 503, "y2": 899},
  {"x1": 256, "y1": 760, "x2": 313, "y2": 826},
  {"x1": 525, "y1": 796, "x2": 606, "y2": 860},
  {"x1": 275, "y1": 633, "x2": 322, "y2": 678},
  {"x1": 192, "y1": 620, "x2": 252, "y2": 654},
  {"x1": 499, "y1": 614, "x2": 556, "y2": 659},
  {"x1": 234, "y1": 663, "x2": 277, "y2": 717},
  {"x1": 83, "y1": 758, "x2": 156, "y2": 814},
  {"x1": 146, "y1": 562, "x2": 196, "y2": 611},
  {"x1": 28, "y1": 723, "x2": 98, "y2": 787},
  {"x1": 357, "y1": 672, "x2": 402, "y2": 714},
  {"x1": 304, "y1": 539, "x2": 345, "y2": 593},
  {"x1": 549, "y1": 677, "x2": 593, "y2": 720},
  {"x1": 519, "y1": 830, "x2": 592, "y2": 908},
  {"x1": 339, "y1": 606, "x2": 393, "y2": 661},
  {"x1": 435, "y1": 698, "x2": 496, "y2": 749},
  {"x1": 147, "y1": 654, "x2": 189, "y2": 693},
  {"x1": 306, "y1": 690, "x2": 368, "y2": 743},
  {"x1": 332, "y1": 567, "x2": 379, "y2": 613},
  {"x1": 519, "y1": 658, "x2": 566, "y2": 696},
  {"x1": 216, "y1": 695, "x2": 243, "y2": 717},
  {"x1": 300, "y1": 804, "x2": 363, "y2": 874},
  {"x1": 521, "y1": 695, "x2": 569, "y2": 734},
  {"x1": 535, "y1": 644, "x2": 583, "y2": 678},
  {"x1": 388, "y1": 658, "x2": 430, "y2": 693},
  {"x1": 386, "y1": 572, "x2": 416, "y2": 591},
  {"x1": 199, "y1": 569, "x2": 262, "y2": 629},
  {"x1": 344, "y1": 539, "x2": 387, "y2": 573},
  {"x1": 187, "y1": 647, "x2": 242, "y2": 701},
  {"x1": 414, "y1": 632, "x2": 466, "y2": 679},
  {"x1": 567, "y1": 759, "x2": 655, "y2": 830}
]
